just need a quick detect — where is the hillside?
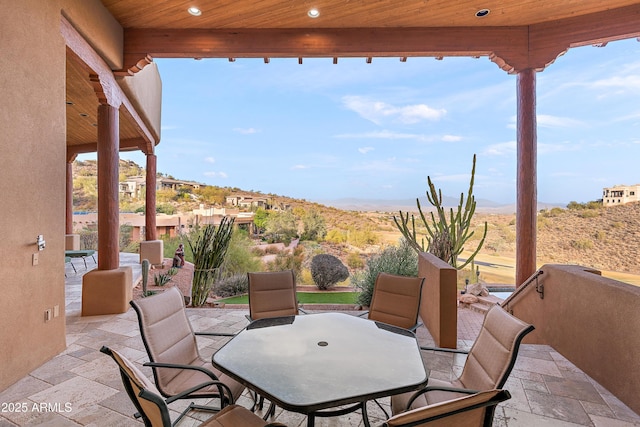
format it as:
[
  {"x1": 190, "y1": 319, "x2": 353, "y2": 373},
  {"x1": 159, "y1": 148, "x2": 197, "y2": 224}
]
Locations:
[{"x1": 72, "y1": 159, "x2": 640, "y2": 276}]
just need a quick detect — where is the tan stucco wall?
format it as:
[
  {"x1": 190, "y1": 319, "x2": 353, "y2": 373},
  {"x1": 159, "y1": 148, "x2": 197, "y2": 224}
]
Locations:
[
  {"x1": 58, "y1": 0, "x2": 123, "y2": 69},
  {"x1": 119, "y1": 62, "x2": 163, "y2": 140},
  {"x1": 0, "y1": 0, "x2": 124, "y2": 391},
  {"x1": 504, "y1": 264, "x2": 640, "y2": 415},
  {"x1": 418, "y1": 253, "x2": 458, "y2": 348}
]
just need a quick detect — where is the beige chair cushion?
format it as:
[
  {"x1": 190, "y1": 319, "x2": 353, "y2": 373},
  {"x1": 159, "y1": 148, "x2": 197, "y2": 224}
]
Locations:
[
  {"x1": 386, "y1": 389, "x2": 505, "y2": 427},
  {"x1": 368, "y1": 272, "x2": 424, "y2": 330},
  {"x1": 201, "y1": 404, "x2": 272, "y2": 427},
  {"x1": 131, "y1": 287, "x2": 244, "y2": 401},
  {"x1": 248, "y1": 270, "x2": 299, "y2": 320},
  {"x1": 109, "y1": 348, "x2": 166, "y2": 427},
  {"x1": 392, "y1": 305, "x2": 533, "y2": 414},
  {"x1": 459, "y1": 305, "x2": 533, "y2": 391}
]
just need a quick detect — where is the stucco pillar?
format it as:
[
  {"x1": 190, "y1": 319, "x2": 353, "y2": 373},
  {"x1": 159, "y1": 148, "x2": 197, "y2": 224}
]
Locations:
[
  {"x1": 145, "y1": 153, "x2": 157, "y2": 240},
  {"x1": 66, "y1": 159, "x2": 74, "y2": 234},
  {"x1": 97, "y1": 104, "x2": 120, "y2": 270},
  {"x1": 516, "y1": 68, "x2": 537, "y2": 287}
]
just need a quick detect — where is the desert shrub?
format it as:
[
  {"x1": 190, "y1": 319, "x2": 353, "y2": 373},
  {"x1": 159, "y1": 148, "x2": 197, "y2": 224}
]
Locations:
[
  {"x1": 298, "y1": 268, "x2": 314, "y2": 285},
  {"x1": 167, "y1": 267, "x2": 179, "y2": 276},
  {"x1": 347, "y1": 227, "x2": 379, "y2": 248},
  {"x1": 612, "y1": 221, "x2": 624, "y2": 229},
  {"x1": 265, "y1": 246, "x2": 304, "y2": 276},
  {"x1": 79, "y1": 225, "x2": 98, "y2": 250},
  {"x1": 594, "y1": 230, "x2": 607, "y2": 241},
  {"x1": 301, "y1": 208, "x2": 327, "y2": 241},
  {"x1": 352, "y1": 240, "x2": 419, "y2": 307},
  {"x1": 213, "y1": 273, "x2": 248, "y2": 298},
  {"x1": 154, "y1": 273, "x2": 172, "y2": 286},
  {"x1": 578, "y1": 209, "x2": 600, "y2": 218},
  {"x1": 571, "y1": 239, "x2": 594, "y2": 250},
  {"x1": 310, "y1": 254, "x2": 349, "y2": 290},
  {"x1": 346, "y1": 252, "x2": 365, "y2": 269},
  {"x1": 223, "y1": 230, "x2": 262, "y2": 275},
  {"x1": 325, "y1": 229, "x2": 347, "y2": 244}
]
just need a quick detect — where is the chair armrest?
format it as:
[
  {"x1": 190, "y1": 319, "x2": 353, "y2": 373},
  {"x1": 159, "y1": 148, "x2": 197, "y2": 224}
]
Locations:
[
  {"x1": 405, "y1": 386, "x2": 480, "y2": 411},
  {"x1": 419, "y1": 346, "x2": 469, "y2": 354},
  {"x1": 143, "y1": 362, "x2": 220, "y2": 381},
  {"x1": 165, "y1": 380, "x2": 235, "y2": 405},
  {"x1": 357, "y1": 311, "x2": 369, "y2": 318},
  {"x1": 408, "y1": 321, "x2": 423, "y2": 332},
  {"x1": 195, "y1": 331, "x2": 238, "y2": 337}
]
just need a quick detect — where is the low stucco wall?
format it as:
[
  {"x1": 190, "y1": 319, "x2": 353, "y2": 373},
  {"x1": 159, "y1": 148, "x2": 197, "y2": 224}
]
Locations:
[
  {"x1": 504, "y1": 264, "x2": 640, "y2": 415},
  {"x1": 418, "y1": 252, "x2": 458, "y2": 348}
]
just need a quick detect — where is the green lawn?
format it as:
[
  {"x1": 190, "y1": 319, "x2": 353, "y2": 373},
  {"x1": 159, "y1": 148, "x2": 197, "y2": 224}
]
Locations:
[{"x1": 218, "y1": 292, "x2": 359, "y2": 305}]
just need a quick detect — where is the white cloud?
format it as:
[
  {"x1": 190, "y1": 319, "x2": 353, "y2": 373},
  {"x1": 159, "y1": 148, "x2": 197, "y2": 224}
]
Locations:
[
  {"x1": 342, "y1": 95, "x2": 446, "y2": 125},
  {"x1": 291, "y1": 165, "x2": 309, "y2": 170},
  {"x1": 204, "y1": 157, "x2": 215, "y2": 164},
  {"x1": 482, "y1": 141, "x2": 516, "y2": 156},
  {"x1": 203, "y1": 171, "x2": 228, "y2": 178},
  {"x1": 591, "y1": 74, "x2": 640, "y2": 91},
  {"x1": 335, "y1": 130, "x2": 426, "y2": 140},
  {"x1": 429, "y1": 173, "x2": 472, "y2": 183},
  {"x1": 441, "y1": 135, "x2": 462, "y2": 142},
  {"x1": 358, "y1": 147, "x2": 374, "y2": 154},
  {"x1": 233, "y1": 127, "x2": 259, "y2": 134},
  {"x1": 537, "y1": 114, "x2": 584, "y2": 128}
]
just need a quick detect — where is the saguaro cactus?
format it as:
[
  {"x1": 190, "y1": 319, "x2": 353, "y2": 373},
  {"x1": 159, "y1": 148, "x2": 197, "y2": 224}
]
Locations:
[
  {"x1": 393, "y1": 154, "x2": 487, "y2": 270},
  {"x1": 141, "y1": 259, "x2": 150, "y2": 297}
]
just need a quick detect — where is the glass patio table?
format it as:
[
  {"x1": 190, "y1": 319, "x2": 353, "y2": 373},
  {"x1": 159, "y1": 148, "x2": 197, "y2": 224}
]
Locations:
[{"x1": 212, "y1": 312, "x2": 429, "y2": 426}]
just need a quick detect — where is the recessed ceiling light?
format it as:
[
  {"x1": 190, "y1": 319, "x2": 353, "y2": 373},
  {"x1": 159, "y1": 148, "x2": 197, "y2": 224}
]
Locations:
[
  {"x1": 475, "y1": 9, "x2": 490, "y2": 17},
  {"x1": 188, "y1": 6, "x2": 202, "y2": 16},
  {"x1": 308, "y1": 8, "x2": 320, "y2": 18}
]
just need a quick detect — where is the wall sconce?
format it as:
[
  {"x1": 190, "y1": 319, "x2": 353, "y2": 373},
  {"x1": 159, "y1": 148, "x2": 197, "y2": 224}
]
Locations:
[{"x1": 37, "y1": 235, "x2": 46, "y2": 251}]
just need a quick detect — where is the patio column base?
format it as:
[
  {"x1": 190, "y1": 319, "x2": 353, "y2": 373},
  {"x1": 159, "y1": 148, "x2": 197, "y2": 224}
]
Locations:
[
  {"x1": 65, "y1": 234, "x2": 80, "y2": 250},
  {"x1": 140, "y1": 240, "x2": 164, "y2": 267},
  {"x1": 82, "y1": 267, "x2": 133, "y2": 316}
]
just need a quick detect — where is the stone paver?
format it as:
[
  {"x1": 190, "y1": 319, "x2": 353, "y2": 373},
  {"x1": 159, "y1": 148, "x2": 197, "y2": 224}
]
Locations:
[{"x1": 1, "y1": 254, "x2": 638, "y2": 426}]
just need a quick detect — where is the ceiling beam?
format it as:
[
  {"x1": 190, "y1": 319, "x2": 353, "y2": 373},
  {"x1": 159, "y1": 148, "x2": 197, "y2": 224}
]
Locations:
[
  {"x1": 119, "y1": 4, "x2": 640, "y2": 75},
  {"x1": 67, "y1": 138, "x2": 148, "y2": 156},
  {"x1": 121, "y1": 27, "x2": 531, "y2": 73}
]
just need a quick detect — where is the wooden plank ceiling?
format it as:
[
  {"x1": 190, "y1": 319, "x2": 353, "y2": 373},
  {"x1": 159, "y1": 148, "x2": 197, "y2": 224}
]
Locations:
[
  {"x1": 66, "y1": 56, "x2": 142, "y2": 150},
  {"x1": 67, "y1": 0, "x2": 640, "y2": 152},
  {"x1": 101, "y1": 0, "x2": 640, "y2": 29}
]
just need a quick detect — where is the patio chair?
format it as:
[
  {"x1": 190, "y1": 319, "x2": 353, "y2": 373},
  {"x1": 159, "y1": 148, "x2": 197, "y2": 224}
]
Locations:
[
  {"x1": 130, "y1": 287, "x2": 245, "y2": 423},
  {"x1": 247, "y1": 270, "x2": 306, "y2": 321},
  {"x1": 391, "y1": 305, "x2": 534, "y2": 414},
  {"x1": 383, "y1": 388, "x2": 511, "y2": 427},
  {"x1": 360, "y1": 272, "x2": 425, "y2": 331},
  {"x1": 100, "y1": 346, "x2": 286, "y2": 427},
  {"x1": 246, "y1": 269, "x2": 307, "y2": 415}
]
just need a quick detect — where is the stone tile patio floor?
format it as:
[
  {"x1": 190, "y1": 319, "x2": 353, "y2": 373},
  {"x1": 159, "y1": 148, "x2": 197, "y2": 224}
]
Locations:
[{"x1": 1, "y1": 253, "x2": 638, "y2": 426}]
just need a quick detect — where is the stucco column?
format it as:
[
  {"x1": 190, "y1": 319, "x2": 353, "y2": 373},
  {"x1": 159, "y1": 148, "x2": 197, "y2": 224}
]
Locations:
[
  {"x1": 97, "y1": 104, "x2": 120, "y2": 270},
  {"x1": 66, "y1": 160, "x2": 74, "y2": 234},
  {"x1": 145, "y1": 153, "x2": 157, "y2": 240},
  {"x1": 516, "y1": 68, "x2": 537, "y2": 286}
]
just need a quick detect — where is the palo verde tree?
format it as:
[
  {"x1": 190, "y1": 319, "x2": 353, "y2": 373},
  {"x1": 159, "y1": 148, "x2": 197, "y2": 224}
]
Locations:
[{"x1": 393, "y1": 154, "x2": 487, "y2": 270}]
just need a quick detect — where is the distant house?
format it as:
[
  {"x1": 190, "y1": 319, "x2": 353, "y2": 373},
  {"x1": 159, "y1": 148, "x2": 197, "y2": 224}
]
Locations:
[
  {"x1": 119, "y1": 176, "x2": 203, "y2": 199},
  {"x1": 226, "y1": 193, "x2": 268, "y2": 209},
  {"x1": 602, "y1": 184, "x2": 640, "y2": 207}
]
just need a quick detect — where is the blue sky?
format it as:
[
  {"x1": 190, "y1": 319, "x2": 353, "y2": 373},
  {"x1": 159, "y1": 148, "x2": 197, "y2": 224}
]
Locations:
[{"x1": 98, "y1": 38, "x2": 640, "y2": 206}]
